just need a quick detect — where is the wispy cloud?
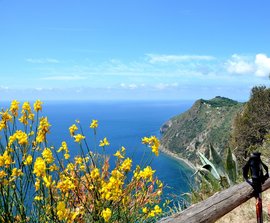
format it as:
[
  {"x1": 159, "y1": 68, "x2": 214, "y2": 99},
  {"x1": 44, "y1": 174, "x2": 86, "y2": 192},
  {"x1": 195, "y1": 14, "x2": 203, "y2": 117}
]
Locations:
[
  {"x1": 118, "y1": 82, "x2": 180, "y2": 91},
  {"x1": 146, "y1": 54, "x2": 216, "y2": 63},
  {"x1": 154, "y1": 83, "x2": 179, "y2": 90},
  {"x1": 41, "y1": 75, "x2": 87, "y2": 81},
  {"x1": 0, "y1": 86, "x2": 9, "y2": 90},
  {"x1": 120, "y1": 83, "x2": 139, "y2": 90},
  {"x1": 26, "y1": 58, "x2": 60, "y2": 64}
]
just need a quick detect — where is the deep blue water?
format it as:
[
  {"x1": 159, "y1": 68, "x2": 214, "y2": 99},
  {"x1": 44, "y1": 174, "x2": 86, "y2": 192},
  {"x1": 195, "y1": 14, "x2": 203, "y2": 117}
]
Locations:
[{"x1": 1, "y1": 100, "x2": 195, "y2": 202}]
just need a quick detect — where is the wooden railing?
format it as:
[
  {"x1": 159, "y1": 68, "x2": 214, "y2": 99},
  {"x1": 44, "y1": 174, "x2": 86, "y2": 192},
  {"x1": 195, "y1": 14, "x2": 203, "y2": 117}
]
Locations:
[{"x1": 158, "y1": 179, "x2": 270, "y2": 223}]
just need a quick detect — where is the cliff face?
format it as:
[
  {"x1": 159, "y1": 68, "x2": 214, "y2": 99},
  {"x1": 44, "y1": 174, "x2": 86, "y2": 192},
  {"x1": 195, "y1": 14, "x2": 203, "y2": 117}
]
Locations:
[{"x1": 160, "y1": 96, "x2": 243, "y2": 164}]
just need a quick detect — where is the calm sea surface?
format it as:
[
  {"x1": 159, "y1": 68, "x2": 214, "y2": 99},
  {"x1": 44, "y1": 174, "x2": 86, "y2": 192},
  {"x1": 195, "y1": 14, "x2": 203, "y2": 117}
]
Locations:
[{"x1": 1, "y1": 100, "x2": 195, "y2": 202}]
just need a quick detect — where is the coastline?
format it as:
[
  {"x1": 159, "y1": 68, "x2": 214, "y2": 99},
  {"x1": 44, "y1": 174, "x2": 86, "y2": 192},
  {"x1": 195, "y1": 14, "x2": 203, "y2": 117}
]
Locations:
[{"x1": 159, "y1": 145, "x2": 196, "y2": 171}]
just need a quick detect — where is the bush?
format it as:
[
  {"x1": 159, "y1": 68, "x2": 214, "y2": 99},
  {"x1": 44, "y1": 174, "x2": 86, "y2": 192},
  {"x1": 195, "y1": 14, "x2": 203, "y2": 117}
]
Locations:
[{"x1": 0, "y1": 100, "x2": 164, "y2": 222}]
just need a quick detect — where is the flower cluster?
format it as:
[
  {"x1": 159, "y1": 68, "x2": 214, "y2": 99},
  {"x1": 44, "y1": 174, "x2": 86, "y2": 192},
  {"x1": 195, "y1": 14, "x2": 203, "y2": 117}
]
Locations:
[
  {"x1": 142, "y1": 136, "x2": 160, "y2": 156},
  {"x1": 0, "y1": 100, "x2": 163, "y2": 223}
]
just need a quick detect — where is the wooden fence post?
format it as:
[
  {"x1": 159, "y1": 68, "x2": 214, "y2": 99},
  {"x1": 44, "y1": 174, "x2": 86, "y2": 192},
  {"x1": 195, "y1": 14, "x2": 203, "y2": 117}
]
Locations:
[{"x1": 158, "y1": 179, "x2": 270, "y2": 223}]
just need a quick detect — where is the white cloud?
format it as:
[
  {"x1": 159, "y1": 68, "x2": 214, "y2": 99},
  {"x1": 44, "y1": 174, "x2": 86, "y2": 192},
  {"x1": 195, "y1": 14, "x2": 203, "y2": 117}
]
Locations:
[
  {"x1": 226, "y1": 53, "x2": 270, "y2": 77},
  {"x1": 26, "y1": 58, "x2": 60, "y2": 64},
  {"x1": 226, "y1": 54, "x2": 254, "y2": 74},
  {"x1": 41, "y1": 75, "x2": 87, "y2": 81},
  {"x1": 155, "y1": 83, "x2": 179, "y2": 90},
  {"x1": 120, "y1": 83, "x2": 138, "y2": 90},
  {"x1": 0, "y1": 86, "x2": 9, "y2": 90},
  {"x1": 146, "y1": 54, "x2": 216, "y2": 63},
  {"x1": 255, "y1": 54, "x2": 270, "y2": 77}
]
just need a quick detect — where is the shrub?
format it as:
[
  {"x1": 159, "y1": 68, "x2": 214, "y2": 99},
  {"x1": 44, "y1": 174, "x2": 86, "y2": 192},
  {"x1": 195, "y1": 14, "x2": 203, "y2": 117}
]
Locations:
[{"x1": 0, "y1": 100, "x2": 163, "y2": 222}]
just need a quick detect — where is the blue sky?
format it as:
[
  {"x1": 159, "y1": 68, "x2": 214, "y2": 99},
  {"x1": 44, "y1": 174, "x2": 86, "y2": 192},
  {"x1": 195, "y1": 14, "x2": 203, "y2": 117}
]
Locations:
[{"x1": 0, "y1": 0, "x2": 270, "y2": 101}]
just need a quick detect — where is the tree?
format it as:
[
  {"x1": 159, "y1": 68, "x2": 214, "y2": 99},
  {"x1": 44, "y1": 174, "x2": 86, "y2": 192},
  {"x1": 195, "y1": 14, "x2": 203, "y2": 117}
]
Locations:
[{"x1": 231, "y1": 86, "x2": 270, "y2": 165}]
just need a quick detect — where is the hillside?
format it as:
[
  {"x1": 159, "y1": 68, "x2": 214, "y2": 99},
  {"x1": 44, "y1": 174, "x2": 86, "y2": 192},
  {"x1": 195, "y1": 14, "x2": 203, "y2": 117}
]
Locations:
[{"x1": 160, "y1": 96, "x2": 243, "y2": 165}]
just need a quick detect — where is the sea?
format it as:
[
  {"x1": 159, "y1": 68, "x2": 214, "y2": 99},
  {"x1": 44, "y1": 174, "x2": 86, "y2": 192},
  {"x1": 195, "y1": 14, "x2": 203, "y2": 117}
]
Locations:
[{"x1": 1, "y1": 100, "x2": 195, "y2": 204}]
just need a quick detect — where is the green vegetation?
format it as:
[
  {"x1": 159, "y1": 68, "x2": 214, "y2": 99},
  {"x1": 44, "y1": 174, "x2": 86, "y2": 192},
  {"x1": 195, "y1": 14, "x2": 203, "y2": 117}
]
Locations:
[
  {"x1": 160, "y1": 96, "x2": 243, "y2": 165},
  {"x1": 231, "y1": 86, "x2": 270, "y2": 165},
  {"x1": 161, "y1": 86, "x2": 270, "y2": 220},
  {"x1": 189, "y1": 145, "x2": 238, "y2": 203},
  {"x1": 201, "y1": 96, "x2": 239, "y2": 108}
]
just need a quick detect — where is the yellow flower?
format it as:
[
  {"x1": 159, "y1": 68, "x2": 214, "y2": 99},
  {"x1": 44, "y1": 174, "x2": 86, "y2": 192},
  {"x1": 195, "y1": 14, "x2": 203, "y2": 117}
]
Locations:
[
  {"x1": 42, "y1": 148, "x2": 54, "y2": 164},
  {"x1": 56, "y1": 175, "x2": 75, "y2": 193},
  {"x1": 49, "y1": 164, "x2": 59, "y2": 172},
  {"x1": 43, "y1": 175, "x2": 53, "y2": 188},
  {"x1": 34, "y1": 196, "x2": 43, "y2": 201},
  {"x1": 142, "y1": 136, "x2": 150, "y2": 144},
  {"x1": 64, "y1": 153, "x2": 70, "y2": 159},
  {"x1": 57, "y1": 141, "x2": 68, "y2": 153},
  {"x1": 35, "y1": 178, "x2": 40, "y2": 191},
  {"x1": 36, "y1": 132, "x2": 45, "y2": 143},
  {"x1": 80, "y1": 165, "x2": 86, "y2": 171},
  {"x1": 120, "y1": 158, "x2": 132, "y2": 172},
  {"x1": 99, "y1": 137, "x2": 110, "y2": 147},
  {"x1": 114, "y1": 150, "x2": 124, "y2": 159},
  {"x1": 8, "y1": 134, "x2": 17, "y2": 146},
  {"x1": 34, "y1": 99, "x2": 43, "y2": 112},
  {"x1": 0, "y1": 110, "x2": 12, "y2": 129},
  {"x1": 69, "y1": 124, "x2": 78, "y2": 136},
  {"x1": 0, "y1": 170, "x2": 7, "y2": 178},
  {"x1": 90, "y1": 119, "x2": 98, "y2": 128},
  {"x1": 154, "y1": 205, "x2": 162, "y2": 214},
  {"x1": 38, "y1": 117, "x2": 50, "y2": 133},
  {"x1": 142, "y1": 207, "x2": 148, "y2": 213},
  {"x1": 74, "y1": 134, "x2": 85, "y2": 143},
  {"x1": 0, "y1": 120, "x2": 5, "y2": 131},
  {"x1": 36, "y1": 117, "x2": 51, "y2": 143},
  {"x1": 10, "y1": 100, "x2": 20, "y2": 116},
  {"x1": 67, "y1": 163, "x2": 74, "y2": 171},
  {"x1": 8, "y1": 130, "x2": 28, "y2": 146},
  {"x1": 28, "y1": 112, "x2": 35, "y2": 120},
  {"x1": 19, "y1": 102, "x2": 34, "y2": 125},
  {"x1": 11, "y1": 168, "x2": 23, "y2": 177},
  {"x1": 22, "y1": 101, "x2": 31, "y2": 112},
  {"x1": 0, "y1": 151, "x2": 13, "y2": 167},
  {"x1": 138, "y1": 166, "x2": 155, "y2": 181},
  {"x1": 75, "y1": 156, "x2": 83, "y2": 165},
  {"x1": 24, "y1": 155, "x2": 33, "y2": 165},
  {"x1": 142, "y1": 136, "x2": 160, "y2": 156},
  {"x1": 71, "y1": 210, "x2": 80, "y2": 221},
  {"x1": 151, "y1": 145, "x2": 159, "y2": 156},
  {"x1": 57, "y1": 201, "x2": 67, "y2": 221},
  {"x1": 101, "y1": 208, "x2": 112, "y2": 222},
  {"x1": 57, "y1": 141, "x2": 70, "y2": 159},
  {"x1": 19, "y1": 113, "x2": 28, "y2": 125},
  {"x1": 33, "y1": 157, "x2": 46, "y2": 177},
  {"x1": 147, "y1": 205, "x2": 162, "y2": 217},
  {"x1": 16, "y1": 130, "x2": 28, "y2": 145},
  {"x1": 156, "y1": 179, "x2": 163, "y2": 188},
  {"x1": 90, "y1": 168, "x2": 100, "y2": 179}
]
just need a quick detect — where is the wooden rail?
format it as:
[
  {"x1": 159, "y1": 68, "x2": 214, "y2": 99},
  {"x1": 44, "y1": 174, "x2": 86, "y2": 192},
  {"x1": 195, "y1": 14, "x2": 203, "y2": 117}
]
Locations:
[{"x1": 158, "y1": 179, "x2": 270, "y2": 223}]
